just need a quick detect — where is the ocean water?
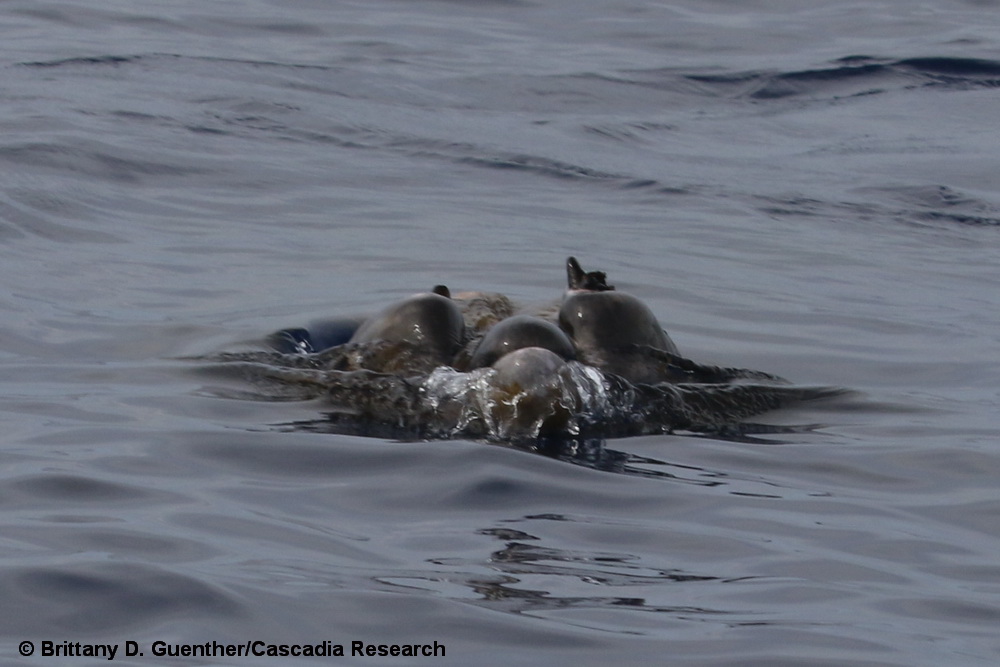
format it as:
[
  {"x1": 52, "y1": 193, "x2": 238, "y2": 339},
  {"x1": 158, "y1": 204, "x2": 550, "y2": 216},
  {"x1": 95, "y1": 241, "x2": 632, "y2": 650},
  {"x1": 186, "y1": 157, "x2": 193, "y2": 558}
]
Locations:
[{"x1": 2, "y1": 0, "x2": 1000, "y2": 664}]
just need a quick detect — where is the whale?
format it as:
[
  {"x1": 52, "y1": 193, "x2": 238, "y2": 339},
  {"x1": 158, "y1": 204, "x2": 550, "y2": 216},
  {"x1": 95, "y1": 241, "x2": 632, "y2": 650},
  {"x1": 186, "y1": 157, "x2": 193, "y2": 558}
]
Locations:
[
  {"x1": 559, "y1": 256, "x2": 678, "y2": 354},
  {"x1": 558, "y1": 257, "x2": 679, "y2": 383},
  {"x1": 467, "y1": 314, "x2": 576, "y2": 369},
  {"x1": 268, "y1": 316, "x2": 365, "y2": 354},
  {"x1": 482, "y1": 346, "x2": 576, "y2": 439},
  {"x1": 347, "y1": 285, "x2": 465, "y2": 367},
  {"x1": 205, "y1": 257, "x2": 825, "y2": 448}
]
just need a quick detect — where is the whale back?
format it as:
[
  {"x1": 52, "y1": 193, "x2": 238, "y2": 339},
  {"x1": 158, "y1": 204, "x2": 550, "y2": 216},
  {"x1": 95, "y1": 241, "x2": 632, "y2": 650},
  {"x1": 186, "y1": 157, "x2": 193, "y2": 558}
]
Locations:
[
  {"x1": 559, "y1": 257, "x2": 679, "y2": 383},
  {"x1": 468, "y1": 315, "x2": 576, "y2": 369},
  {"x1": 349, "y1": 291, "x2": 465, "y2": 364},
  {"x1": 559, "y1": 290, "x2": 677, "y2": 355}
]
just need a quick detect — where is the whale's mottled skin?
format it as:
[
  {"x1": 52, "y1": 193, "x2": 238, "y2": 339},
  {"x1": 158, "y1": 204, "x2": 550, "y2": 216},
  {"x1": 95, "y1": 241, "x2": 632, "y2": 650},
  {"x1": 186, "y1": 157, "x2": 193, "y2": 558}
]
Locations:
[{"x1": 203, "y1": 257, "x2": 839, "y2": 447}]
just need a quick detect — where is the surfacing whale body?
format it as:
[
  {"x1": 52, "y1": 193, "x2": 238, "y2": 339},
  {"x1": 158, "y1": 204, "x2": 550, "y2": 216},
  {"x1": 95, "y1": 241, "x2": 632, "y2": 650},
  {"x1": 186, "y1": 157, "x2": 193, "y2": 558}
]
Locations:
[
  {"x1": 559, "y1": 257, "x2": 679, "y2": 384},
  {"x1": 204, "y1": 257, "x2": 839, "y2": 445},
  {"x1": 466, "y1": 315, "x2": 576, "y2": 369},
  {"x1": 347, "y1": 286, "x2": 464, "y2": 370}
]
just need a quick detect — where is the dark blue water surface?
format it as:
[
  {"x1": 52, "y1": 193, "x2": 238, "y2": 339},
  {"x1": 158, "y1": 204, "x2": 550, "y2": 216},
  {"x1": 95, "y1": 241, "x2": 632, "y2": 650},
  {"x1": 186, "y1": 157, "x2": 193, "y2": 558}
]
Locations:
[{"x1": 3, "y1": 1, "x2": 1000, "y2": 664}]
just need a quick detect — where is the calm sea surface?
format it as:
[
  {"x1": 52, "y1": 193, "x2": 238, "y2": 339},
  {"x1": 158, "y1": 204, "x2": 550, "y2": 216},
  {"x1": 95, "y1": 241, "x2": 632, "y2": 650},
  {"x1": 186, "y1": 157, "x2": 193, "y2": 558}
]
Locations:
[{"x1": 2, "y1": 1, "x2": 1000, "y2": 664}]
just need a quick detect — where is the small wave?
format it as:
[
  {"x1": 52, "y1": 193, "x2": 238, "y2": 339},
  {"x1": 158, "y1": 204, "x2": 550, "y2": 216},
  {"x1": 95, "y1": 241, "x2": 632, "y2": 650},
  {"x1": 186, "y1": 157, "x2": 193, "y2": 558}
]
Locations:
[
  {"x1": 383, "y1": 134, "x2": 684, "y2": 193},
  {"x1": 679, "y1": 55, "x2": 1000, "y2": 101},
  {"x1": 4, "y1": 562, "x2": 241, "y2": 634},
  {"x1": 916, "y1": 211, "x2": 1000, "y2": 227},
  {"x1": 0, "y1": 141, "x2": 208, "y2": 183},
  {"x1": 686, "y1": 60, "x2": 891, "y2": 100},
  {"x1": 0, "y1": 193, "x2": 124, "y2": 243},
  {"x1": 582, "y1": 121, "x2": 677, "y2": 145},
  {"x1": 4, "y1": 473, "x2": 174, "y2": 505},
  {"x1": 17, "y1": 52, "x2": 333, "y2": 73},
  {"x1": 13, "y1": 52, "x2": 684, "y2": 196},
  {"x1": 897, "y1": 56, "x2": 1000, "y2": 79},
  {"x1": 868, "y1": 185, "x2": 1000, "y2": 228},
  {"x1": 19, "y1": 54, "x2": 143, "y2": 68},
  {"x1": 456, "y1": 153, "x2": 627, "y2": 182},
  {"x1": 756, "y1": 185, "x2": 1000, "y2": 229}
]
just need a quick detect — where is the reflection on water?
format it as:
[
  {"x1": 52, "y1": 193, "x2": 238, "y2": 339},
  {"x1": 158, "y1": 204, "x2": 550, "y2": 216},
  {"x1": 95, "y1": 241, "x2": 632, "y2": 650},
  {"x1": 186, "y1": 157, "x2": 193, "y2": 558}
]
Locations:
[
  {"x1": 277, "y1": 415, "x2": 831, "y2": 481},
  {"x1": 377, "y1": 519, "x2": 733, "y2": 622}
]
